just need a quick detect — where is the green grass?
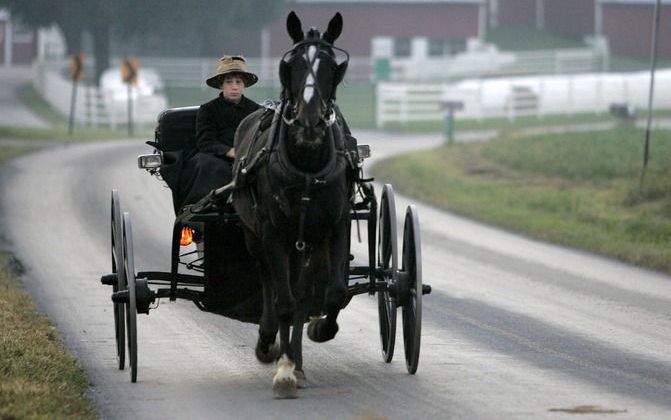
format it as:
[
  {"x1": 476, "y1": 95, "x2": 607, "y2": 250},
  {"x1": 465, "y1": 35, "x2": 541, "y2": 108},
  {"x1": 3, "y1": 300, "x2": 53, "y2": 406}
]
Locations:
[
  {"x1": 0, "y1": 145, "x2": 38, "y2": 163},
  {"x1": 372, "y1": 127, "x2": 671, "y2": 273},
  {"x1": 380, "y1": 108, "x2": 671, "y2": 134},
  {"x1": 1, "y1": 84, "x2": 153, "y2": 141},
  {"x1": 166, "y1": 83, "x2": 377, "y2": 129},
  {"x1": 0, "y1": 251, "x2": 97, "y2": 419}
]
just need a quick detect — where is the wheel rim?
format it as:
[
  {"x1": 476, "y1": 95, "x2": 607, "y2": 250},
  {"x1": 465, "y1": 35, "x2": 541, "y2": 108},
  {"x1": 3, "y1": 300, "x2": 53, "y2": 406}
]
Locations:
[
  {"x1": 111, "y1": 190, "x2": 125, "y2": 370},
  {"x1": 123, "y1": 212, "x2": 138, "y2": 383},
  {"x1": 401, "y1": 205, "x2": 422, "y2": 374},
  {"x1": 377, "y1": 184, "x2": 397, "y2": 363}
]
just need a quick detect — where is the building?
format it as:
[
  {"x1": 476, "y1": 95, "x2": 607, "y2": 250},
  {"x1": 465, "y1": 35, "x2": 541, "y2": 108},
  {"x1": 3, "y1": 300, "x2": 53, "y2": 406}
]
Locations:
[
  {"x1": 490, "y1": 0, "x2": 595, "y2": 38},
  {"x1": 0, "y1": 8, "x2": 38, "y2": 66},
  {"x1": 597, "y1": 0, "x2": 671, "y2": 59},
  {"x1": 264, "y1": 0, "x2": 486, "y2": 57}
]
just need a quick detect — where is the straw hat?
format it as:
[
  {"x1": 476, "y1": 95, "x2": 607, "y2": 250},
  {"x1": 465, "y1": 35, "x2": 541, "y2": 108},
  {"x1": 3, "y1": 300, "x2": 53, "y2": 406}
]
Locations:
[{"x1": 206, "y1": 55, "x2": 258, "y2": 89}]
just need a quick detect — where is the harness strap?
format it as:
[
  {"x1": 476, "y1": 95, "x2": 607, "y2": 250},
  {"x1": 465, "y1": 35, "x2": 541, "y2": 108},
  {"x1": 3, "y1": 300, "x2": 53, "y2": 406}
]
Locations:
[{"x1": 295, "y1": 175, "x2": 312, "y2": 251}]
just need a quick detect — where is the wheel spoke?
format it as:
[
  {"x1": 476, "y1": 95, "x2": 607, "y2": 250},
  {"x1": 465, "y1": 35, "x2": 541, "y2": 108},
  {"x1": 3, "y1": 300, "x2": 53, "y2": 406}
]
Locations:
[
  {"x1": 123, "y1": 211, "x2": 138, "y2": 383},
  {"x1": 111, "y1": 190, "x2": 125, "y2": 370},
  {"x1": 377, "y1": 184, "x2": 398, "y2": 363},
  {"x1": 401, "y1": 205, "x2": 422, "y2": 374}
]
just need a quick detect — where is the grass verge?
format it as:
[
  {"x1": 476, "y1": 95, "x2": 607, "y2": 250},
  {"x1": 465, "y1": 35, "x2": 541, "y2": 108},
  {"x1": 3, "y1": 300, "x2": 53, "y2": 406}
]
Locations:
[
  {"x1": 1, "y1": 84, "x2": 152, "y2": 141},
  {"x1": 0, "y1": 150, "x2": 97, "y2": 418},
  {"x1": 372, "y1": 127, "x2": 671, "y2": 273},
  {"x1": 0, "y1": 251, "x2": 97, "y2": 419},
  {"x1": 166, "y1": 83, "x2": 377, "y2": 129}
]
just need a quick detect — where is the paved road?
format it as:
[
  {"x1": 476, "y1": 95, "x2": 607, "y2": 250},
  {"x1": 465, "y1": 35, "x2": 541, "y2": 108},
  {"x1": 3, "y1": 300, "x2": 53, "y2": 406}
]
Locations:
[
  {"x1": 0, "y1": 66, "x2": 50, "y2": 129},
  {"x1": 1, "y1": 133, "x2": 670, "y2": 419}
]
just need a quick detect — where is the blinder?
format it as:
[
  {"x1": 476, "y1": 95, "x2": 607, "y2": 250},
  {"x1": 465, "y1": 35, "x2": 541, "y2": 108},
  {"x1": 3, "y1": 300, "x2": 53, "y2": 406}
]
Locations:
[{"x1": 279, "y1": 38, "x2": 350, "y2": 103}]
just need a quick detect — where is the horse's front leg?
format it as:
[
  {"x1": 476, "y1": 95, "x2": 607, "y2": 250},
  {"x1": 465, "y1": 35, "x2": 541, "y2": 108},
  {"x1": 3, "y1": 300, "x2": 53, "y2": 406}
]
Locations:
[
  {"x1": 255, "y1": 271, "x2": 279, "y2": 363},
  {"x1": 289, "y1": 253, "x2": 312, "y2": 388},
  {"x1": 308, "y1": 220, "x2": 349, "y2": 343},
  {"x1": 262, "y1": 224, "x2": 298, "y2": 399}
]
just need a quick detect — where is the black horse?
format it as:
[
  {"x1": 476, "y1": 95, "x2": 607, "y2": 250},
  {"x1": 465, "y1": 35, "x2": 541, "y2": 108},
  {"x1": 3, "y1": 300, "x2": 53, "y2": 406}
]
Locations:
[{"x1": 232, "y1": 11, "x2": 353, "y2": 398}]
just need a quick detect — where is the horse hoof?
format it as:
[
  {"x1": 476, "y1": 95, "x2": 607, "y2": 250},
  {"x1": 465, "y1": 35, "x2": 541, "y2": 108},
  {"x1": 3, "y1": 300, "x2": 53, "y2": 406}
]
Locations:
[
  {"x1": 273, "y1": 355, "x2": 298, "y2": 399},
  {"x1": 256, "y1": 342, "x2": 280, "y2": 364},
  {"x1": 273, "y1": 377, "x2": 298, "y2": 399},
  {"x1": 295, "y1": 369, "x2": 308, "y2": 389},
  {"x1": 307, "y1": 318, "x2": 339, "y2": 343}
]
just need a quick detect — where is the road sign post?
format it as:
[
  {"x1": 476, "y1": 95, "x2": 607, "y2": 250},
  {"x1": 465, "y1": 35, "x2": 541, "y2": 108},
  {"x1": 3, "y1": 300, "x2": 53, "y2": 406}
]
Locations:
[
  {"x1": 68, "y1": 52, "x2": 85, "y2": 135},
  {"x1": 121, "y1": 57, "x2": 139, "y2": 136},
  {"x1": 440, "y1": 100, "x2": 464, "y2": 144}
]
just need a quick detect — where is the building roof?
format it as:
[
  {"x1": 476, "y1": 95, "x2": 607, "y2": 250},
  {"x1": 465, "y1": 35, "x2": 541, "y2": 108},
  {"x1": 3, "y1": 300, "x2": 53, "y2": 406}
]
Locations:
[
  {"x1": 294, "y1": 0, "x2": 483, "y2": 3},
  {"x1": 598, "y1": 0, "x2": 671, "y2": 4}
]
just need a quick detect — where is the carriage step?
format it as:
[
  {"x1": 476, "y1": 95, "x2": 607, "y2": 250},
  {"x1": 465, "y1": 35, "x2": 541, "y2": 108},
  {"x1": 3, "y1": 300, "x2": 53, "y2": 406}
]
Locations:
[
  {"x1": 100, "y1": 273, "x2": 117, "y2": 286},
  {"x1": 422, "y1": 284, "x2": 432, "y2": 295}
]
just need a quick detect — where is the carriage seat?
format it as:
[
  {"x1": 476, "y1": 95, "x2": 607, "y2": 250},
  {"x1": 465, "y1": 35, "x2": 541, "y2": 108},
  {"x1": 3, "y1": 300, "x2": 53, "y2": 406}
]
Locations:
[{"x1": 152, "y1": 106, "x2": 200, "y2": 157}]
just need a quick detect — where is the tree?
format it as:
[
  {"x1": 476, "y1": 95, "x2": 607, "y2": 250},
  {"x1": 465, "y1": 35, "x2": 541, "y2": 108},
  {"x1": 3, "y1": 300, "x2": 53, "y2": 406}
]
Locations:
[{"x1": 0, "y1": 0, "x2": 285, "y2": 84}]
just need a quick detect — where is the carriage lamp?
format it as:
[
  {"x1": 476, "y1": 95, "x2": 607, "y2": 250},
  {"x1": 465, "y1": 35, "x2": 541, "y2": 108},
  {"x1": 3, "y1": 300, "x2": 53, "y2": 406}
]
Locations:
[
  {"x1": 180, "y1": 227, "x2": 194, "y2": 246},
  {"x1": 357, "y1": 145, "x2": 370, "y2": 160},
  {"x1": 137, "y1": 153, "x2": 163, "y2": 169}
]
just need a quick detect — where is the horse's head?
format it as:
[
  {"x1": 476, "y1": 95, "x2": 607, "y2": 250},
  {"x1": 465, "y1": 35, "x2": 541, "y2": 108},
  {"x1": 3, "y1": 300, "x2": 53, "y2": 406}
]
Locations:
[{"x1": 279, "y1": 11, "x2": 349, "y2": 146}]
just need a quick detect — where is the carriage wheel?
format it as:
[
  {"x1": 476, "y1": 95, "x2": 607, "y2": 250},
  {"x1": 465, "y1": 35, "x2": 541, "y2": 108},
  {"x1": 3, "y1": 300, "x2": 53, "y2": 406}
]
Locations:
[
  {"x1": 122, "y1": 212, "x2": 138, "y2": 383},
  {"x1": 111, "y1": 190, "x2": 126, "y2": 370},
  {"x1": 377, "y1": 184, "x2": 398, "y2": 363},
  {"x1": 400, "y1": 205, "x2": 422, "y2": 374}
]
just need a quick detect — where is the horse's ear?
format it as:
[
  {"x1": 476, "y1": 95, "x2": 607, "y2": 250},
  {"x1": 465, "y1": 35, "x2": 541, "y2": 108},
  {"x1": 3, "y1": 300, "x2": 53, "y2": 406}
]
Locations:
[
  {"x1": 287, "y1": 11, "x2": 304, "y2": 44},
  {"x1": 323, "y1": 12, "x2": 343, "y2": 44}
]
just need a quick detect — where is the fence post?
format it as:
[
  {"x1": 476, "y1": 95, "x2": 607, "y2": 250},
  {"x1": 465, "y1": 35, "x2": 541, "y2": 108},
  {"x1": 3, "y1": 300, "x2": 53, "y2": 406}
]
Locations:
[
  {"x1": 375, "y1": 83, "x2": 383, "y2": 129},
  {"x1": 537, "y1": 78, "x2": 542, "y2": 119},
  {"x1": 400, "y1": 86, "x2": 408, "y2": 126},
  {"x1": 623, "y1": 77, "x2": 630, "y2": 104},
  {"x1": 567, "y1": 76, "x2": 574, "y2": 116},
  {"x1": 595, "y1": 75, "x2": 602, "y2": 114},
  {"x1": 478, "y1": 80, "x2": 484, "y2": 122}
]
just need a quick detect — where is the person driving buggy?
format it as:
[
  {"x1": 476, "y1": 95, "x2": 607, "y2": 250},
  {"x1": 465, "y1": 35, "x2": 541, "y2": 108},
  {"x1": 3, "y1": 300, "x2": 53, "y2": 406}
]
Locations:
[
  {"x1": 177, "y1": 55, "x2": 262, "y2": 208},
  {"x1": 197, "y1": 55, "x2": 262, "y2": 160}
]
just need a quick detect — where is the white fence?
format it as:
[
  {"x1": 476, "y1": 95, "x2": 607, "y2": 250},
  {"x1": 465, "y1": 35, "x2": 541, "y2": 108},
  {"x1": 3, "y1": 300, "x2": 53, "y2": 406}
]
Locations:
[
  {"x1": 140, "y1": 48, "x2": 605, "y2": 89},
  {"x1": 385, "y1": 47, "x2": 608, "y2": 82},
  {"x1": 139, "y1": 56, "x2": 374, "y2": 89},
  {"x1": 33, "y1": 59, "x2": 168, "y2": 128},
  {"x1": 376, "y1": 70, "x2": 671, "y2": 127}
]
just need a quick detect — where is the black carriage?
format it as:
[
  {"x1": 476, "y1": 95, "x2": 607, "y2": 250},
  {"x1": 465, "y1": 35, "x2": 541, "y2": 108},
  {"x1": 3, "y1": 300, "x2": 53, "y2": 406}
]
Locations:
[
  {"x1": 101, "y1": 11, "x2": 435, "y2": 390},
  {"x1": 102, "y1": 105, "x2": 430, "y2": 383}
]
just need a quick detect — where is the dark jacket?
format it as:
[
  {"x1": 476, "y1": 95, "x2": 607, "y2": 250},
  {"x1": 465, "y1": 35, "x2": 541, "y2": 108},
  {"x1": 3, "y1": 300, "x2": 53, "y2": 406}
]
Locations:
[{"x1": 196, "y1": 93, "x2": 261, "y2": 158}]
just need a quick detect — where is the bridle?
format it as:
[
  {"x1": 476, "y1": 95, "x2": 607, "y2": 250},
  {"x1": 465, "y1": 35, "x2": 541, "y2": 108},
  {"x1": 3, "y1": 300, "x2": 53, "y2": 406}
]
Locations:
[{"x1": 279, "y1": 34, "x2": 349, "y2": 127}]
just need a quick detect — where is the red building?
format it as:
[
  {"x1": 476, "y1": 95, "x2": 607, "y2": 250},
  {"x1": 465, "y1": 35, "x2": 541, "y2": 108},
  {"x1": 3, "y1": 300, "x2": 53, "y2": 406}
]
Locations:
[
  {"x1": 493, "y1": 0, "x2": 595, "y2": 38},
  {"x1": 598, "y1": 0, "x2": 671, "y2": 59},
  {"x1": 265, "y1": 0, "x2": 486, "y2": 57},
  {"x1": 0, "y1": 8, "x2": 37, "y2": 66},
  {"x1": 490, "y1": 0, "x2": 669, "y2": 59}
]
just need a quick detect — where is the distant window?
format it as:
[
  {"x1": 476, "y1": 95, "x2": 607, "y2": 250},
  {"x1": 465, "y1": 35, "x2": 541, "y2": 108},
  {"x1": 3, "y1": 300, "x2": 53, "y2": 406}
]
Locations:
[
  {"x1": 449, "y1": 39, "x2": 466, "y2": 55},
  {"x1": 13, "y1": 24, "x2": 34, "y2": 43},
  {"x1": 428, "y1": 39, "x2": 446, "y2": 57},
  {"x1": 393, "y1": 38, "x2": 411, "y2": 57},
  {"x1": 428, "y1": 38, "x2": 467, "y2": 57}
]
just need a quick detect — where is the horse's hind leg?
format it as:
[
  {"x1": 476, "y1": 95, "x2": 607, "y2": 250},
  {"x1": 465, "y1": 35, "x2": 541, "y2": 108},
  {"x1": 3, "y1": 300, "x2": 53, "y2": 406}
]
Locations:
[
  {"x1": 256, "y1": 277, "x2": 279, "y2": 363},
  {"x1": 308, "y1": 223, "x2": 348, "y2": 343}
]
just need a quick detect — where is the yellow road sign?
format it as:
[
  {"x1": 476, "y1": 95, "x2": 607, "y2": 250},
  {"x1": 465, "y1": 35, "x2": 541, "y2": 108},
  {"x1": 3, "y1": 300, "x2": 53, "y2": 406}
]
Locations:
[
  {"x1": 121, "y1": 57, "x2": 139, "y2": 85},
  {"x1": 70, "y1": 52, "x2": 85, "y2": 81}
]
